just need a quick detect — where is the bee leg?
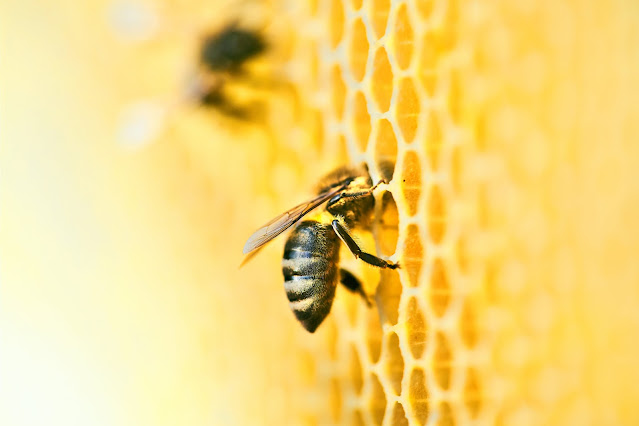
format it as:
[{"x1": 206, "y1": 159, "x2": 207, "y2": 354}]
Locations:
[
  {"x1": 200, "y1": 88, "x2": 252, "y2": 119},
  {"x1": 332, "y1": 219, "x2": 400, "y2": 269},
  {"x1": 340, "y1": 269, "x2": 372, "y2": 306},
  {"x1": 369, "y1": 179, "x2": 388, "y2": 191}
]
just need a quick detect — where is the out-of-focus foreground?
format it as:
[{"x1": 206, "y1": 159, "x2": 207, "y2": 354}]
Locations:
[{"x1": 2, "y1": 0, "x2": 639, "y2": 425}]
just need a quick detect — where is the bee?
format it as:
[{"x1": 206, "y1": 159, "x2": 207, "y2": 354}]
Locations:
[
  {"x1": 242, "y1": 163, "x2": 399, "y2": 333},
  {"x1": 194, "y1": 22, "x2": 267, "y2": 119},
  {"x1": 116, "y1": 23, "x2": 270, "y2": 149}
]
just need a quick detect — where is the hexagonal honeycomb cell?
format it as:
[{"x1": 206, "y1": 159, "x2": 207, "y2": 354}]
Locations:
[
  {"x1": 330, "y1": 378, "x2": 342, "y2": 423},
  {"x1": 459, "y1": 301, "x2": 478, "y2": 349},
  {"x1": 348, "y1": 18, "x2": 369, "y2": 82},
  {"x1": 395, "y1": 78, "x2": 420, "y2": 143},
  {"x1": 374, "y1": 118, "x2": 398, "y2": 171},
  {"x1": 376, "y1": 269, "x2": 402, "y2": 325},
  {"x1": 385, "y1": 332, "x2": 404, "y2": 394},
  {"x1": 371, "y1": 48, "x2": 393, "y2": 112},
  {"x1": 438, "y1": 0, "x2": 457, "y2": 52},
  {"x1": 349, "y1": 344, "x2": 364, "y2": 395},
  {"x1": 446, "y1": 70, "x2": 462, "y2": 123},
  {"x1": 352, "y1": 410, "x2": 365, "y2": 426},
  {"x1": 393, "y1": 4, "x2": 414, "y2": 70},
  {"x1": 390, "y1": 403, "x2": 409, "y2": 425},
  {"x1": 415, "y1": 0, "x2": 434, "y2": 19},
  {"x1": 406, "y1": 297, "x2": 427, "y2": 358},
  {"x1": 437, "y1": 402, "x2": 454, "y2": 426},
  {"x1": 464, "y1": 367, "x2": 482, "y2": 419},
  {"x1": 430, "y1": 258, "x2": 451, "y2": 316},
  {"x1": 400, "y1": 149, "x2": 422, "y2": 216},
  {"x1": 428, "y1": 184, "x2": 447, "y2": 243},
  {"x1": 403, "y1": 224, "x2": 423, "y2": 287},
  {"x1": 409, "y1": 368, "x2": 429, "y2": 425},
  {"x1": 425, "y1": 110, "x2": 443, "y2": 170},
  {"x1": 369, "y1": 373, "x2": 387, "y2": 424},
  {"x1": 331, "y1": 64, "x2": 347, "y2": 120},
  {"x1": 433, "y1": 332, "x2": 453, "y2": 390},
  {"x1": 418, "y1": 31, "x2": 440, "y2": 96},
  {"x1": 378, "y1": 192, "x2": 398, "y2": 256},
  {"x1": 366, "y1": 308, "x2": 383, "y2": 364},
  {"x1": 329, "y1": 0, "x2": 345, "y2": 49},
  {"x1": 450, "y1": 145, "x2": 464, "y2": 194},
  {"x1": 370, "y1": 0, "x2": 390, "y2": 39},
  {"x1": 350, "y1": 90, "x2": 371, "y2": 151},
  {"x1": 350, "y1": 0, "x2": 363, "y2": 11}
]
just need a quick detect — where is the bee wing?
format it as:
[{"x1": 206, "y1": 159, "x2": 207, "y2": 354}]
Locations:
[{"x1": 242, "y1": 185, "x2": 346, "y2": 256}]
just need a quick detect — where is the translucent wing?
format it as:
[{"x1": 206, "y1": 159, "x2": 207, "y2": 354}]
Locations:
[{"x1": 242, "y1": 184, "x2": 347, "y2": 256}]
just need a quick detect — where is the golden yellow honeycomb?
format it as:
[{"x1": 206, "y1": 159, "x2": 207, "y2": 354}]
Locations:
[
  {"x1": 3, "y1": 0, "x2": 639, "y2": 425},
  {"x1": 274, "y1": 0, "x2": 639, "y2": 424}
]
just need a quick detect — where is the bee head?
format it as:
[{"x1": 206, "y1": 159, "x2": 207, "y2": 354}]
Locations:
[
  {"x1": 316, "y1": 163, "x2": 371, "y2": 195},
  {"x1": 338, "y1": 175, "x2": 372, "y2": 197}
]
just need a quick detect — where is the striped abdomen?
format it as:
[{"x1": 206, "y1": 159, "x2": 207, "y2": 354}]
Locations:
[{"x1": 282, "y1": 221, "x2": 341, "y2": 333}]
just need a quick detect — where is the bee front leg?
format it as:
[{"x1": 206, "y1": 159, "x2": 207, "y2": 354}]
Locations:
[
  {"x1": 339, "y1": 269, "x2": 372, "y2": 306},
  {"x1": 327, "y1": 179, "x2": 388, "y2": 210},
  {"x1": 332, "y1": 219, "x2": 399, "y2": 269}
]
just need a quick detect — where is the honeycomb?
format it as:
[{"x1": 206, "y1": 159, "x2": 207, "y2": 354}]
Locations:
[
  {"x1": 278, "y1": 1, "x2": 487, "y2": 423},
  {"x1": 3, "y1": 0, "x2": 639, "y2": 425},
  {"x1": 276, "y1": 0, "x2": 639, "y2": 424}
]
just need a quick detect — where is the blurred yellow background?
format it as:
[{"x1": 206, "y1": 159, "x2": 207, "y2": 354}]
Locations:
[
  {"x1": 1, "y1": 1, "x2": 313, "y2": 424},
  {"x1": 3, "y1": 0, "x2": 639, "y2": 425}
]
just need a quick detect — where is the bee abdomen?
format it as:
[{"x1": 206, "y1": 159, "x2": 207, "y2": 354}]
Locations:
[
  {"x1": 282, "y1": 256, "x2": 338, "y2": 332},
  {"x1": 282, "y1": 258, "x2": 336, "y2": 302},
  {"x1": 283, "y1": 276, "x2": 321, "y2": 302},
  {"x1": 285, "y1": 278, "x2": 336, "y2": 332},
  {"x1": 282, "y1": 256, "x2": 332, "y2": 279},
  {"x1": 282, "y1": 221, "x2": 341, "y2": 333}
]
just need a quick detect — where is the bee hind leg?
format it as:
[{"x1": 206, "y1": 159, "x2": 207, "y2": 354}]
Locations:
[
  {"x1": 340, "y1": 269, "x2": 372, "y2": 306},
  {"x1": 332, "y1": 219, "x2": 400, "y2": 270}
]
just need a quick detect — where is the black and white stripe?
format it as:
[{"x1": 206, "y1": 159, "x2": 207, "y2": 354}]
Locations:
[{"x1": 281, "y1": 221, "x2": 340, "y2": 333}]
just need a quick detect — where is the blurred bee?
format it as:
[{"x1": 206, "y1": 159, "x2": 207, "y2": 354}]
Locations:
[
  {"x1": 192, "y1": 22, "x2": 267, "y2": 119},
  {"x1": 116, "y1": 22, "x2": 273, "y2": 149},
  {"x1": 242, "y1": 163, "x2": 399, "y2": 333}
]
